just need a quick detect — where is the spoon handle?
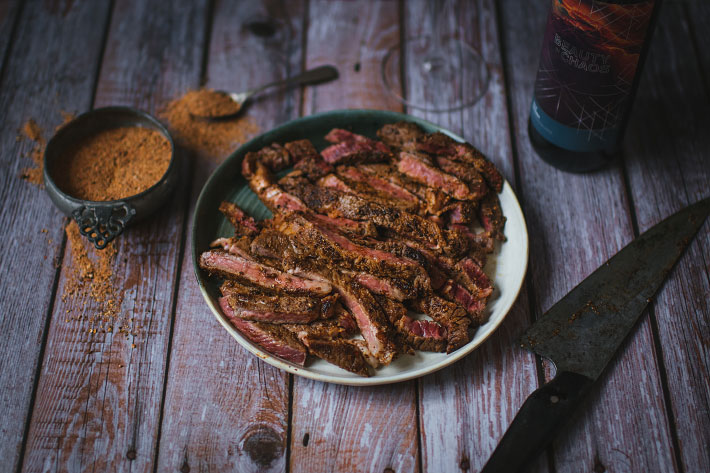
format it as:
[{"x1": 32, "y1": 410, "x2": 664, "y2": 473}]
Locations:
[{"x1": 250, "y1": 65, "x2": 339, "y2": 96}]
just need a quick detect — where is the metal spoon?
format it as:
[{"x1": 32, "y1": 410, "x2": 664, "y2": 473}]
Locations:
[{"x1": 193, "y1": 65, "x2": 339, "y2": 120}]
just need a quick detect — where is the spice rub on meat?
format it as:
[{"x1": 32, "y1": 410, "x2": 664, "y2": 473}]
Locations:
[{"x1": 200, "y1": 121, "x2": 507, "y2": 376}]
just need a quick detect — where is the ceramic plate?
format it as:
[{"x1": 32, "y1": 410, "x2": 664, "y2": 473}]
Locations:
[{"x1": 192, "y1": 109, "x2": 528, "y2": 386}]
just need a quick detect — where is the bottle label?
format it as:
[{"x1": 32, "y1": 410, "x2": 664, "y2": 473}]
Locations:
[{"x1": 530, "y1": 0, "x2": 655, "y2": 152}]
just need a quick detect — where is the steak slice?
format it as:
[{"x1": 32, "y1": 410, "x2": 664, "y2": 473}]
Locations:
[
  {"x1": 479, "y1": 191, "x2": 506, "y2": 241},
  {"x1": 321, "y1": 128, "x2": 392, "y2": 164},
  {"x1": 417, "y1": 132, "x2": 503, "y2": 193},
  {"x1": 376, "y1": 295, "x2": 446, "y2": 353},
  {"x1": 219, "y1": 296, "x2": 307, "y2": 365},
  {"x1": 438, "y1": 279, "x2": 487, "y2": 323},
  {"x1": 219, "y1": 201, "x2": 260, "y2": 236},
  {"x1": 284, "y1": 308, "x2": 359, "y2": 340},
  {"x1": 435, "y1": 156, "x2": 488, "y2": 201},
  {"x1": 446, "y1": 201, "x2": 476, "y2": 225},
  {"x1": 299, "y1": 335, "x2": 372, "y2": 377},
  {"x1": 250, "y1": 228, "x2": 420, "y2": 301},
  {"x1": 281, "y1": 180, "x2": 467, "y2": 257},
  {"x1": 326, "y1": 273, "x2": 397, "y2": 365},
  {"x1": 333, "y1": 167, "x2": 422, "y2": 214},
  {"x1": 293, "y1": 155, "x2": 334, "y2": 180},
  {"x1": 359, "y1": 163, "x2": 453, "y2": 216},
  {"x1": 376, "y1": 122, "x2": 424, "y2": 150},
  {"x1": 319, "y1": 172, "x2": 421, "y2": 214},
  {"x1": 397, "y1": 151, "x2": 478, "y2": 201},
  {"x1": 220, "y1": 280, "x2": 339, "y2": 323},
  {"x1": 412, "y1": 295, "x2": 471, "y2": 353},
  {"x1": 284, "y1": 139, "x2": 319, "y2": 163},
  {"x1": 200, "y1": 249, "x2": 333, "y2": 296},
  {"x1": 275, "y1": 213, "x2": 430, "y2": 288}
]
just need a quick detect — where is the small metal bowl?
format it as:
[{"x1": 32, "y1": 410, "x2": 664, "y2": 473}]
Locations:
[{"x1": 44, "y1": 106, "x2": 177, "y2": 249}]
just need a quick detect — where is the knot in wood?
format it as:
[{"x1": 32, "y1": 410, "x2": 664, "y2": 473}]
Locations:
[{"x1": 241, "y1": 425, "x2": 283, "y2": 468}]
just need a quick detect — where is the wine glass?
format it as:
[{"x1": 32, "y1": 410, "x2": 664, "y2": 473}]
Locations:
[{"x1": 382, "y1": 0, "x2": 490, "y2": 112}]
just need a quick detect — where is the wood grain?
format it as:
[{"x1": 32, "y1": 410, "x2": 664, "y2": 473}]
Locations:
[
  {"x1": 0, "y1": 0, "x2": 20, "y2": 70},
  {"x1": 291, "y1": 2, "x2": 419, "y2": 473},
  {"x1": 21, "y1": 1, "x2": 208, "y2": 471},
  {"x1": 301, "y1": 0, "x2": 402, "y2": 114},
  {"x1": 0, "y1": 1, "x2": 111, "y2": 471},
  {"x1": 499, "y1": 0, "x2": 679, "y2": 471},
  {"x1": 402, "y1": 1, "x2": 543, "y2": 472},
  {"x1": 155, "y1": 1, "x2": 305, "y2": 471},
  {"x1": 622, "y1": 3, "x2": 710, "y2": 471}
]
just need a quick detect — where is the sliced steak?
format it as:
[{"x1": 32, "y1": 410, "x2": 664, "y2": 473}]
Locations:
[
  {"x1": 325, "y1": 128, "x2": 391, "y2": 153},
  {"x1": 293, "y1": 155, "x2": 334, "y2": 180},
  {"x1": 299, "y1": 335, "x2": 372, "y2": 377},
  {"x1": 275, "y1": 213, "x2": 430, "y2": 288},
  {"x1": 376, "y1": 121, "x2": 424, "y2": 150},
  {"x1": 338, "y1": 166, "x2": 419, "y2": 204},
  {"x1": 220, "y1": 280, "x2": 338, "y2": 323},
  {"x1": 358, "y1": 163, "x2": 453, "y2": 216},
  {"x1": 417, "y1": 132, "x2": 503, "y2": 193},
  {"x1": 412, "y1": 295, "x2": 471, "y2": 353},
  {"x1": 219, "y1": 201, "x2": 260, "y2": 236},
  {"x1": 397, "y1": 151, "x2": 478, "y2": 201},
  {"x1": 446, "y1": 201, "x2": 476, "y2": 225},
  {"x1": 435, "y1": 156, "x2": 488, "y2": 201},
  {"x1": 478, "y1": 191, "x2": 506, "y2": 241},
  {"x1": 350, "y1": 272, "x2": 416, "y2": 301},
  {"x1": 281, "y1": 180, "x2": 467, "y2": 257},
  {"x1": 200, "y1": 250, "x2": 333, "y2": 296},
  {"x1": 219, "y1": 296, "x2": 307, "y2": 365},
  {"x1": 327, "y1": 273, "x2": 397, "y2": 365},
  {"x1": 284, "y1": 139, "x2": 319, "y2": 163},
  {"x1": 438, "y1": 279, "x2": 486, "y2": 323},
  {"x1": 376, "y1": 295, "x2": 446, "y2": 352}
]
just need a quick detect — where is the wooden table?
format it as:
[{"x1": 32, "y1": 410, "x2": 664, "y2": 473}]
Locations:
[{"x1": 1, "y1": 1, "x2": 708, "y2": 472}]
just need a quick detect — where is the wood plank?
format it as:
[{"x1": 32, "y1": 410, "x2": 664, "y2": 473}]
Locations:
[
  {"x1": 20, "y1": 1, "x2": 209, "y2": 471},
  {"x1": 499, "y1": 1, "x2": 679, "y2": 471},
  {"x1": 401, "y1": 1, "x2": 543, "y2": 472},
  {"x1": 623, "y1": 3, "x2": 710, "y2": 471},
  {"x1": 0, "y1": 1, "x2": 111, "y2": 471},
  {"x1": 0, "y1": 0, "x2": 20, "y2": 70},
  {"x1": 291, "y1": 2, "x2": 419, "y2": 473},
  {"x1": 301, "y1": 0, "x2": 402, "y2": 113},
  {"x1": 155, "y1": 1, "x2": 305, "y2": 471}
]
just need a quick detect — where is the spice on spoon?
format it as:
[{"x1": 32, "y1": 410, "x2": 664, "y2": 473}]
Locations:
[
  {"x1": 52, "y1": 126, "x2": 171, "y2": 201},
  {"x1": 161, "y1": 88, "x2": 259, "y2": 161},
  {"x1": 185, "y1": 88, "x2": 241, "y2": 118}
]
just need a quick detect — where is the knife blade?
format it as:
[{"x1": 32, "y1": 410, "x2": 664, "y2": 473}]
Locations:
[{"x1": 481, "y1": 197, "x2": 710, "y2": 473}]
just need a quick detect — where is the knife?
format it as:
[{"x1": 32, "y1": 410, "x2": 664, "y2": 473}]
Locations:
[{"x1": 481, "y1": 197, "x2": 710, "y2": 473}]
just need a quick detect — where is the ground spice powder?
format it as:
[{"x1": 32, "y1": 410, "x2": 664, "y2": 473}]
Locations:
[
  {"x1": 19, "y1": 112, "x2": 76, "y2": 187},
  {"x1": 186, "y1": 89, "x2": 241, "y2": 118},
  {"x1": 52, "y1": 126, "x2": 171, "y2": 201},
  {"x1": 19, "y1": 119, "x2": 46, "y2": 186},
  {"x1": 161, "y1": 88, "x2": 259, "y2": 160},
  {"x1": 64, "y1": 221, "x2": 139, "y2": 342}
]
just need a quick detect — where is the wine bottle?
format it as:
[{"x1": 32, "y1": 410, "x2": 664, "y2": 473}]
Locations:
[{"x1": 528, "y1": 0, "x2": 662, "y2": 172}]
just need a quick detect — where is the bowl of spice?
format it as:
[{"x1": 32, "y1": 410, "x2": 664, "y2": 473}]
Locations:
[{"x1": 44, "y1": 107, "x2": 176, "y2": 249}]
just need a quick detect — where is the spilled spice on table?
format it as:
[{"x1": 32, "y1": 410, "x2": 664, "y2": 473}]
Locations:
[
  {"x1": 19, "y1": 119, "x2": 46, "y2": 186},
  {"x1": 64, "y1": 221, "x2": 140, "y2": 344},
  {"x1": 52, "y1": 126, "x2": 172, "y2": 201},
  {"x1": 161, "y1": 88, "x2": 259, "y2": 161},
  {"x1": 19, "y1": 111, "x2": 76, "y2": 187}
]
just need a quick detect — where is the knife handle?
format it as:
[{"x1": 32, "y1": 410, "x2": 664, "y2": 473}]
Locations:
[{"x1": 480, "y1": 371, "x2": 594, "y2": 473}]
